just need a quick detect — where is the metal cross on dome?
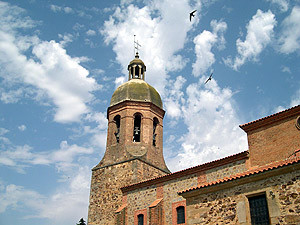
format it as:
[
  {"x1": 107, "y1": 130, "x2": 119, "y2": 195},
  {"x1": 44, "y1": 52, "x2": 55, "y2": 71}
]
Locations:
[{"x1": 134, "y1": 35, "x2": 141, "y2": 55}]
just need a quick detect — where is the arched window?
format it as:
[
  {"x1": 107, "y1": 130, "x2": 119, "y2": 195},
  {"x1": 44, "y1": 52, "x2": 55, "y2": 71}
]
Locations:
[
  {"x1": 133, "y1": 114, "x2": 141, "y2": 142},
  {"x1": 114, "y1": 115, "x2": 120, "y2": 143},
  {"x1": 176, "y1": 206, "x2": 185, "y2": 224},
  {"x1": 137, "y1": 214, "x2": 144, "y2": 225},
  {"x1": 153, "y1": 117, "x2": 159, "y2": 146}
]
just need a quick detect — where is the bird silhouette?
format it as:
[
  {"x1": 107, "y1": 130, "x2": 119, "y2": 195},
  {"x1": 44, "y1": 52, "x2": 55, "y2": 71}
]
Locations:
[
  {"x1": 205, "y1": 72, "x2": 213, "y2": 84},
  {"x1": 190, "y1": 10, "x2": 197, "y2": 21}
]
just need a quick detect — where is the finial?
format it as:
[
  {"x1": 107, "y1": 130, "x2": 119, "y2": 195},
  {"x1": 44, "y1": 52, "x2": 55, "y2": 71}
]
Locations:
[{"x1": 134, "y1": 35, "x2": 141, "y2": 56}]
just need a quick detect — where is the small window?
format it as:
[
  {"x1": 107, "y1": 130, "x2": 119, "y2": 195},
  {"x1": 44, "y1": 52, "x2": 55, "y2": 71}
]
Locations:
[
  {"x1": 133, "y1": 114, "x2": 141, "y2": 142},
  {"x1": 296, "y1": 116, "x2": 300, "y2": 130},
  {"x1": 114, "y1": 115, "x2": 120, "y2": 143},
  {"x1": 176, "y1": 206, "x2": 185, "y2": 224},
  {"x1": 153, "y1": 118, "x2": 159, "y2": 146},
  {"x1": 248, "y1": 194, "x2": 270, "y2": 225},
  {"x1": 137, "y1": 214, "x2": 144, "y2": 225}
]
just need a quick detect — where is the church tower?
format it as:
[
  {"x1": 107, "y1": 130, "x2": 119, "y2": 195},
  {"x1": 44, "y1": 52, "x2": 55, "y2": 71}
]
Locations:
[{"x1": 88, "y1": 53, "x2": 170, "y2": 225}]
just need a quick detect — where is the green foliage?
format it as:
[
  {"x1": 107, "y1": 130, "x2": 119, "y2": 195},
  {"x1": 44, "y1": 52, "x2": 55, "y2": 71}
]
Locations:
[{"x1": 76, "y1": 218, "x2": 86, "y2": 225}]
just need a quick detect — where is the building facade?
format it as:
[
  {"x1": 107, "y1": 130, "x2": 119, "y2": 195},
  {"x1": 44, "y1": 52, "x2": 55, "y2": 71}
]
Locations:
[{"x1": 88, "y1": 55, "x2": 300, "y2": 225}]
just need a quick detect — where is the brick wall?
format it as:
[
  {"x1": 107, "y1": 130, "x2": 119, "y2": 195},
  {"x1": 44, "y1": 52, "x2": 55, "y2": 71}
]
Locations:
[
  {"x1": 247, "y1": 115, "x2": 300, "y2": 167},
  {"x1": 99, "y1": 101, "x2": 168, "y2": 173}
]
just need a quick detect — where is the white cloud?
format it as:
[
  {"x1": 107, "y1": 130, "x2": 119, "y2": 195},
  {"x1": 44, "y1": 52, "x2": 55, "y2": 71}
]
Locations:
[
  {"x1": 92, "y1": 68, "x2": 105, "y2": 75},
  {"x1": 0, "y1": 141, "x2": 93, "y2": 173},
  {"x1": 58, "y1": 33, "x2": 74, "y2": 46},
  {"x1": 1, "y1": 88, "x2": 24, "y2": 103},
  {"x1": 85, "y1": 112, "x2": 107, "y2": 130},
  {"x1": 101, "y1": 0, "x2": 199, "y2": 94},
  {"x1": 64, "y1": 7, "x2": 73, "y2": 14},
  {"x1": 273, "y1": 105, "x2": 286, "y2": 114},
  {"x1": 0, "y1": 166, "x2": 90, "y2": 225},
  {"x1": 50, "y1": 4, "x2": 61, "y2": 13},
  {"x1": 18, "y1": 125, "x2": 26, "y2": 131},
  {"x1": 83, "y1": 112, "x2": 108, "y2": 150},
  {"x1": 192, "y1": 20, "x2": 227, "y2": 77},
  {"x1": 114, "y1": 76, "x2": 125, "y2": 89},
  {"x1": 281, "y1": 66, "x2": 291, "y2": 73},
  {"x1": 0, "y1": 184, "x2": 43, "y2": 214},
  {"x1": 266, "y1": 0, "x2": 289, "y2": 12},
  {"x1": 226, "y1": 10, "x2": 276, "y2": 70},
  {"x1": 192, "y1": 31, "x2": 217, "y2": 76},
  {"x1": 86, "y1": 29, "x2": 96, "y2": 36},
  {"x1": 0, "y1": 127, "x2": 9, "y2": 135},
  {"x1": 166, "y1": 78, "x2": 247, "y2": 171},
  {"x1": 52, "y1": 141, "x2": 92, "y2": 161},
  {"x1": 278, "y1": 6, "x2": 300, "y2": 54},
  {"x1": 37, "y1": 166, "x2": 90, "y2": 224},
  {"x1": 50, "y1": 5, "x2": 74, "y2": 14},
  {"x1": 0, "y1": 2, "x2": 36, "y2": 32},
  {"x1": 164, "y1": 76, "x2": 186, "y2": 119},
  {"x1": 0, "y1": 2, "x2": 100, "y2": 123},
  {"x1": 290, "y1": 89, "x2": 300, "y2": 107}
]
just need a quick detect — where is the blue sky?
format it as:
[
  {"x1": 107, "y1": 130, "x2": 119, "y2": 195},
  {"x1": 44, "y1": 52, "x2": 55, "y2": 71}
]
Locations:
[{"x1": 0, "y1": 0, "x2": 299, "y2": 224}]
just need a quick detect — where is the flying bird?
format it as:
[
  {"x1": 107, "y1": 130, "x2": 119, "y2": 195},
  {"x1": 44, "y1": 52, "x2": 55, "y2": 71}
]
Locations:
[
  {"x1": 205, "y1": 72, "x2": 213, "y2": 84},
  {"x1": 189, "y1": 10, "x2": 197, "y2": 21}
]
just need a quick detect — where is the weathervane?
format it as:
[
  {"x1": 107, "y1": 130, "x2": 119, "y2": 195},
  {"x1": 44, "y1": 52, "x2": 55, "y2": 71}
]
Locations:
[{"x1": 134, "y1": 35, "x2": 141, "y2": 56}]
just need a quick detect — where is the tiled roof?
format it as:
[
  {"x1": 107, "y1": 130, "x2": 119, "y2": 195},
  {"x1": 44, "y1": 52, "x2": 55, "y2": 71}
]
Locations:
[
  {"x1": 121, "y1": 150, "x2": 249, "y2": 193},
  {"x1": 239, "y1": 105, "x2": 300, "y2": 132},
  {"x1": 149, "y1": 198, "x2": 163, "y2": 208},
  {"x1": 179, "y1": 155, "x2": 300, "y2": 195}
]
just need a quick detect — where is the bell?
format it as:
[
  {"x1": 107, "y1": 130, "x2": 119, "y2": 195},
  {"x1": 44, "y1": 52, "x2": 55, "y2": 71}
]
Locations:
[{"x1": 134, "y1": 127, "x2": 140, "y2": 135}]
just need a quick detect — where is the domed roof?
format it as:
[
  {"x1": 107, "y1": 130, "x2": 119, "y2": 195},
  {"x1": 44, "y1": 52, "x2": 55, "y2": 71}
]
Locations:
[
  {"x1": 110, "y1": 79, "x2": 163, "y2": 109},
  {"x1": 129, "y1": 56, "x2": 145, "y2": 67}
]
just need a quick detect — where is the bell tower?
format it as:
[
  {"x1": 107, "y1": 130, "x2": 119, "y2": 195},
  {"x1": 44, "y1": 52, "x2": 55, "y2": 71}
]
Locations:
[{"x1": 88, "y1": 53, "x2": 170, "y2": 225}]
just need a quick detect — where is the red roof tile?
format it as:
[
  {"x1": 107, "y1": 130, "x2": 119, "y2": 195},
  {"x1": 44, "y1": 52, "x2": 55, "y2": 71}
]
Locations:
[
  {"x1": 121, "y1": 150, "x2": 249, "y2": 193},
  {"x1": 149, "y1": 198, "x2": 163, "y2": 208},
  {"x1": 179, "y1": 156, "x2": 300, "y2": 194},
  {"x1": 239, "y1": 104, "x2": 300, "y2": 132}
]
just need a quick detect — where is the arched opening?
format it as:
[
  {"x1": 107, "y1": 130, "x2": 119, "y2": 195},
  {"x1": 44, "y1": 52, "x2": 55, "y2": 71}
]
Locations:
[
  {"x1": 133, "y1": 114, "x2": 141, "y2": 142},
  {"x1": 137, "y1": 214, "x2": 144, "y2": 225},
  {"x1": 135, "y1": 66, "x2": 140, "y2": 78},
  {"x1": 153, "y1": 117, "x2": 159, "y2": 146},
  {"x1": 114, "y1": 115, "x2": 120, "y2": 143},
  {"x1": 130, "y1": 66, "x2": 134, "y2": 79},
  {"x1": 176, "y1": 206, "x2": 185, "y2": 224}
]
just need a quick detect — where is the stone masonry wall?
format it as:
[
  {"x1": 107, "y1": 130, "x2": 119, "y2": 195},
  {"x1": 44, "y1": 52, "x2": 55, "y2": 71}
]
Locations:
[
  {"x1": 185, "y1": 169, "x2": 300, "y2": 225},
  {"x1": 124, "y1": 159, "x2": 247, "y2": 224},
  {"x1": 88, "y1": 159, "x2": 167, "y2": 225},
  {"x1": 163, "y1": 174, "x2": 198, "y2": 224},
  {"x1": 127, "y1": 185, "x2": 157, "y2": 225},
  {"x1": 205, "y1": 160, "x2": 247, "y2": 183}
]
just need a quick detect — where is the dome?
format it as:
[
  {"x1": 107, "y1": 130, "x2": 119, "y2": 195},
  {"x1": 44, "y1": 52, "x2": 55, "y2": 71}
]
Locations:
[
  {"x1": 110, "y1": 79, "x2": 163, "y2": 109},
  {"x1": 128, "y1": 56, "x2": 145, "y2": 67}
]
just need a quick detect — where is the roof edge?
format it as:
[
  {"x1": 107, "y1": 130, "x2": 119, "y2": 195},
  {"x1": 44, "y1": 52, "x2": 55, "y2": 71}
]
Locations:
[
  {"x1": 239, "y1": 105, "x2": 300, "y2": 133},
  {"x1": 121, "y1": 150, "x2": 249, "y2": 193},
  {"x1": 179, "y1": 156, "x2": 300, "y2": 197},
  {"x1": 107, "y1": 100, "x2": 165, "y2": 119},
  {"x1": 92, "y1": 157, "x2": 170, "y2": 174}
]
